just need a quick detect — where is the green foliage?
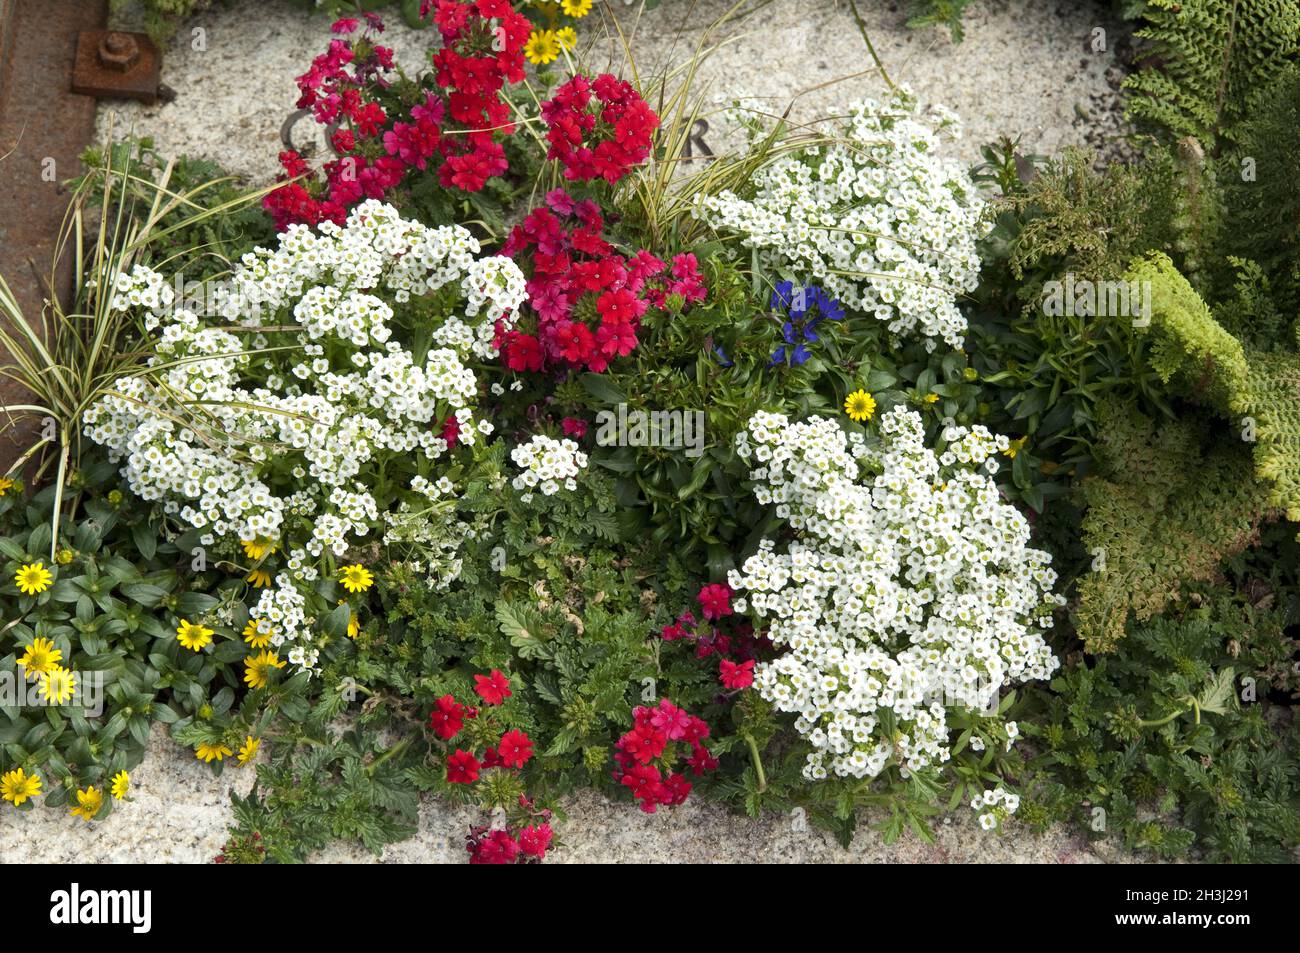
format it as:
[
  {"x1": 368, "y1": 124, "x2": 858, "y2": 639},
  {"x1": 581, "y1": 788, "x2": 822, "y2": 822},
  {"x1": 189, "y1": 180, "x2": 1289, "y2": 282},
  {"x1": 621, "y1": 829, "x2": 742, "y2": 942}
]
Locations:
[
  {"x1": 222, "y1": 471, "x2": 730, "y2": 858},
  {"x1": 1025, "y1": 594, "x2": 1300, "y2": 862},
  {"x1": 1127, "y1": 251, "x2": 1249, "y2": 405},
  {"x1": 75, "y1": 137, "x2": 277, "y2": 281},
  {"x1": 968, "y1": 146, "x2": 1180, "y2": 476},
  {"x1": 1123, "y1": 0, "x2": 1300, "y2": 149},
  {"x1": 0, "y1": 451, "x2": 300, "y2": 817},
  {"x1": 1074, "y1": 401, "x2": 1271, "y2": 652},
  {"x1": 1219, "y1": 64, "x2": 1300, "y2": 319},
  {"x1": 904, "y1": 0, "x2": 979, "y2": 42},
  {"x1": 109, "y1": 0, "x2": 217, "y2": 43},
  {"x1": 1126, "y1": 253, "x2": 1300, "y2": 524}
]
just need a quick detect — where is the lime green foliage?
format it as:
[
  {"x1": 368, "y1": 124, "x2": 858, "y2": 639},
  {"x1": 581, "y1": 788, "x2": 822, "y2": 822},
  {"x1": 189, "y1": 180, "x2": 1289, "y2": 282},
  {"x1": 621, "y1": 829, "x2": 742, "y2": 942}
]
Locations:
[
  {"x1": 1127, "y1": 252, "x2": 1248, "y2": 405},
  {"x1": 1026, "y1": 594, "x2": 1300, "y2": 862},
  {"x1": 1127, "y1": 253, "x2": 1300, "y2": 523},
  {"x1": 1123, "y1": 0, "x2": 1300, "y2": 148},
  {"x1": 1075, "y1": 402, "x2": 1271, "y2": 652},
  {"x1": 1238, "y1": 350, "x2": 1300, "y2": 522}
]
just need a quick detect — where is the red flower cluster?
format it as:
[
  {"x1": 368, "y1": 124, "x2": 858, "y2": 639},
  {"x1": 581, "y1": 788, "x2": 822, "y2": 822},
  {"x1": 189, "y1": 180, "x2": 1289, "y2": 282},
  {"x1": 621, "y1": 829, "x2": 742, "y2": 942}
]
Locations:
[
  {"x1": 428, "y1": 0, "x2": 528, "y2": 190},
  {"x1": 496, "y1": 190, "x2": 708, "y2": 374},
  {"x1": 427, "y1": 672, "x2": 553, "y2": 863},
  {"x1": 660, "y1": 584, "x2": 767, "y2": 691},
  {"x1": 466, "y1": 796, "x2": 555, "y2": 864},
  {"x1": 612, "y1": 699, "x2": 717, "y2": 813},
  {"x1": 265, "y1": 3, "x2": 527, "y2": 229},
  {"x1": 541, "y1": 73, "x2": 659, "y2": 184},
  {"x1": 428, "y1": 669, "x2": 531, "y2": 783}
]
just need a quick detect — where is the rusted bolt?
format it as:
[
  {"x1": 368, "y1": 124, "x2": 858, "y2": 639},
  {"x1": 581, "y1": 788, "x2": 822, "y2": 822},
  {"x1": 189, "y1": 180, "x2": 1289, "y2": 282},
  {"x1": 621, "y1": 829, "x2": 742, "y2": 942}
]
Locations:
[{"x1": 97, "y1": 32, "x2": 140, "y2": 72}]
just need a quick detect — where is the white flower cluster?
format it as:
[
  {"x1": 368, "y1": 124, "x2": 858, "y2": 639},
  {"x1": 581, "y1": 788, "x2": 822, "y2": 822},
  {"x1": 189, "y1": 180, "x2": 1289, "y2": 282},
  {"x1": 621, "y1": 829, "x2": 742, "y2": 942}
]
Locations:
[
  {"x1": 110, "y1": 264, "x2": 174, "y2": 317},
  {"x1": 510, "y1": 435, "x2": 588, "y2": 501},
  {"x1": 696, "y1": 90, "x2": 986, "y2": 349},
  {"x1": 729, "y1": 408, "x2": 1062, "y2": 782},
  {"x1": 971, "y1": 786, "x2": 1020, "y2": 831},
  {"x1": 83, "y1": 201, "x2": 526, "y2": 671}
]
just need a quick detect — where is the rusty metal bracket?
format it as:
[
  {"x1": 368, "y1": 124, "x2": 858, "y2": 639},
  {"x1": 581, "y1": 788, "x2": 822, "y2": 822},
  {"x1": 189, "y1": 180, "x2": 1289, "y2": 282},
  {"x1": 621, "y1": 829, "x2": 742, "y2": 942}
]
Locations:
[{"x1": 71, "y1": 30, "x2": 170, "y2": 104}]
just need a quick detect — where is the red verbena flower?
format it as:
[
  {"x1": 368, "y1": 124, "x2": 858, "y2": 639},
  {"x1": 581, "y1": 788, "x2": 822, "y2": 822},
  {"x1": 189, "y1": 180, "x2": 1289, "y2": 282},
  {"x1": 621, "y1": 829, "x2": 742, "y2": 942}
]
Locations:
[
  {"x1": 468, "y1": 828, "x2": 519, "y2": 864},
  {"x1": 474, "y1": 669, "x2": 512, "y2": 706},
  {"x1": 518, "y1": 823, "x2": 553, "y2": 859},
  {"x1": 497, "y1": 729, "x2": 534, "y2": 769},
  {"x1": 541, "y1": 73, "x2": 659, "y2": 184},
  {"x1": 697, "y1": 583, "x2": 733, "y2": 620},
  {"x1": 429, "y1": 694, "x2": 468, "y2": 740},
  {"x1": 720, "y1": 658, "x2": 755, "y2": 690},
  {"x1": 446, "y1": 748, "x2": 481, "y2": 784}
]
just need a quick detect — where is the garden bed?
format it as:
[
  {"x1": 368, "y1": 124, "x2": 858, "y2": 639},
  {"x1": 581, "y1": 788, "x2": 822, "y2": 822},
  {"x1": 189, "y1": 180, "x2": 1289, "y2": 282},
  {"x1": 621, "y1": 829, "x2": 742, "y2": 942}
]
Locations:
[{"x1": 1, "y1": 0, "x2": 1297, "y2": 867}]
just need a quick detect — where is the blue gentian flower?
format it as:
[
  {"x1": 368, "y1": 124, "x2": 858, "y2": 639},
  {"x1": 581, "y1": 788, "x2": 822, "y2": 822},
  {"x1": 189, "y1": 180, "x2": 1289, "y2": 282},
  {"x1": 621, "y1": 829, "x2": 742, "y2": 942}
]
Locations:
[{"x1": 768, "y1": 282, "x2": 845, "y2": 368}]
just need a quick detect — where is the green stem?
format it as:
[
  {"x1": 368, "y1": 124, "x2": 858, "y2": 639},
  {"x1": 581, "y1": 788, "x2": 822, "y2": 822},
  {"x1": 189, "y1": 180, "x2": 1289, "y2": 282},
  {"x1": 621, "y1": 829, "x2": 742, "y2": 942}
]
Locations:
[
  {"x1": 1137, "y1": 695, "x2": 1197, "y2": 728},
  {"x1": 847, "y1": 0, "x2": 895, "y2": 91},
  {"x1": 744, "y1": 733, "x2": 767, "y2": 793},
  {"x1": 367, "y1": 736, "x2": 412, "y2": 775}
]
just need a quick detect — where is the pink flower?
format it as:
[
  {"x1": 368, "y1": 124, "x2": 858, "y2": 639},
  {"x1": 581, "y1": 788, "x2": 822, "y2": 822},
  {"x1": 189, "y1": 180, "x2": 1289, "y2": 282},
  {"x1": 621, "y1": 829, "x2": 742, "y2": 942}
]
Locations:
[
  {"x1": 697, "y1": 583, "x2": 733, "y2": 621},
  {"x1": 518, "y1": 823, "x2": 553, "y2": 859},
  {"x1": 649, "y1": 699, "x2": 692, "y2": 741}
]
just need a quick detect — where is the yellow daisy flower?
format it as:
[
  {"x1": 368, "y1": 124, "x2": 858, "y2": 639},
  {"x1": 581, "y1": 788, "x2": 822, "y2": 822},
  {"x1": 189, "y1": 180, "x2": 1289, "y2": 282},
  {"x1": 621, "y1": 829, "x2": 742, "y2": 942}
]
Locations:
[
  {"x1": 524, "y1": 29, "x2": 561, "y2": 65},
  {"x1": 237, "y1": 736, "x2": 260, "y2": 766},
  {"x1": 555, "y1": 26, "x2": 577, "y2": 50},
  {"x1": 240, "y1": 537, "x2": 277, "y2": 560},
  {"x1": 0, "y1": 477, "x2": 13, "y2": 496},
  {"x1": 562, "y1": 0, "x2": 592, "y2": 17},
  {"x1": 195, "y1": 742, "x2": 234, "y2": 764},
  {"x1": 242, "y1": 620, "x2": 273, "y2": 649},
  {"x1": 244, "y1": 650, "x2": 286, "y2": 690},
  {"x1": 69, "y1": 785, "x2": 102, "y2": 822},
  {"x1": 922, "y1": 392, "x2": 940, "y2": 405},
  {"x1": 176, "y1": 619, "x2": 214, "y2": 652},
  {"x1": 16, "y1": 637, "x2": 61, "y2": 681},
  {"x1": 39, "y1": 666, "x2": 76, "y2": 705},
  {"x1": 339, "y1": 599, "x2": 360, "y2": 638},
  {"x1": 844, "y1": 389, "x2": 877, "y2": 423},
  {"x1": 54, "y1": 548, "x2": 75, "y2": 565},
  {"x1": 339, "y1": 564, "x2": 374, "y2": 594},
  {"x1": 14, "y1": 562, "x2": 52, "y2": 595},
  {"x1": 1, "y1": 767, "x2": 41, "y2": 806},
  {"x1": 246, "y1": 569, "x2": 272, "y2": 588},
  {"x1": 1005, "y1": 437, "x2": 1028, "y2": 459},
  {"x1": 110, "y1": 770, "x2": 130, "y2": 800}
]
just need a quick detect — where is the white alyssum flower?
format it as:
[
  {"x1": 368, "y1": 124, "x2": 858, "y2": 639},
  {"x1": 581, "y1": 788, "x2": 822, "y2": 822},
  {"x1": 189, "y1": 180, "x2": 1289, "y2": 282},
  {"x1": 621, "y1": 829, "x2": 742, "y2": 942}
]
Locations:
[
  {"x1": 695, "y1": 89, "x2": 987, "y2": 349},
  {"x1": 83, "y1": 201, "x2": 526, "y2": 672},
  {"x1": 729, "y1": 407, "x2": 1063, "y2": 783},
  {"x1": 510, "y1": 435, "x2": 588, "y2": 496},
  {"x1": 971, "y1": 785, "x2": 1020, "y2": 831}
]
